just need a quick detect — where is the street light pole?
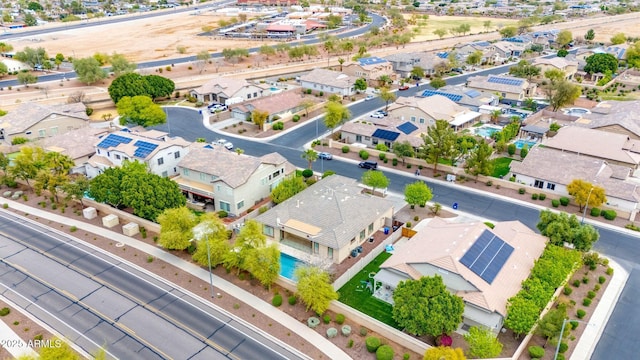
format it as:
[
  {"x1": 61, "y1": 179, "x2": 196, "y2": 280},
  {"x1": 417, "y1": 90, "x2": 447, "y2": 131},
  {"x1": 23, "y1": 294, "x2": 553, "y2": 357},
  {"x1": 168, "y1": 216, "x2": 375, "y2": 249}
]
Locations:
[
  {"x1": 581, "y1": 186, "x2": 594, "y2": 225},
  {"x1": 205, "y1": 237, "x2": 214, "y2": 298},
  {"x1": 554, "y1": 318, "x2": 594, "y2": 360}
]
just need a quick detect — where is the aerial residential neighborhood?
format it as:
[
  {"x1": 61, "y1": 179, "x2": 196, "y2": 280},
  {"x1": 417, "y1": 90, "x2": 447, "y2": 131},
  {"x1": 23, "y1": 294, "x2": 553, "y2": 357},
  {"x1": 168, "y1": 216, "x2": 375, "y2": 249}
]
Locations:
[{"x1": 0, "y1": 0, "x2": 639, "y2": 359}]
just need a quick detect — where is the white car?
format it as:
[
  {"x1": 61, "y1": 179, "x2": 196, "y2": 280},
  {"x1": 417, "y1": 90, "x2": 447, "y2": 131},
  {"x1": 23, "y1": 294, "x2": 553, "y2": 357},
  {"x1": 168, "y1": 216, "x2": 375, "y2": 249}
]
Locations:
[
  {"x1": 215, "y1": 139, "x2": 234, "y2": 150},
  {"x1": 370, "y1": 112, "x2": 385, "y2": 119},
  {"x1": 208, "y1": 103, "x2": 228, "y2": 112},
  {"x1": 365, "y1": 95, "x2": 375, "y2": 101}
]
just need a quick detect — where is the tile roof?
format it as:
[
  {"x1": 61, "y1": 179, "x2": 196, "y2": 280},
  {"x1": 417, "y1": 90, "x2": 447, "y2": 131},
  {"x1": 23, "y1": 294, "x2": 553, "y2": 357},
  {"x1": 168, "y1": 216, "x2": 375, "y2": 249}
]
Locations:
[
  {"x1": 379, "y1": 218, "x2": 546, "y2": 316},
  {"x1": 299, "y1": 68, "x2": 357, "y2": 88},
  {"x1": 253, "y1": 175, "x2": 395, "y2": 250},
  {"x1": 578, "y1": 100, "x2": 640, "y2": 138},
  {"x1": 0, "y1": 102, "x2": 88, "y2": 135},
  {"x1": 233, "y1": 90, "x2": 318, "y2": 115},
  {"x1": 466, "y1": 75, "x2": 530, "y2": 94},
  {"x1": 389, "y1": 95, "x2": 479, "y2": 124},
  {"x1": 94, "y1": 129, "x2": 189, "y2": 161},
  {"x1": 191, "y1": 76, "x2": 252, "y2": 98},
  {"x1": 35, "y1": 127, "x2": 110, "y2": 160},
  {"x1": 532, "y1": 57, "x2": 578, "y2": 69}
]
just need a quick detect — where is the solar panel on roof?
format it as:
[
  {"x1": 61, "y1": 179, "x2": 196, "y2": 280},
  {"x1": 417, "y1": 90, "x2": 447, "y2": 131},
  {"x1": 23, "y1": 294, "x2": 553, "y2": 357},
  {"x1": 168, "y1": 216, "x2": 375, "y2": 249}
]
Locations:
[
  {"x1": 465, "y1": 89, "x2": 481, "y2": 98},
  {"x1": 372, "y1": 129, "x2": 400, "y2": 141},
  {"x1": 358, "y1": 57, "x2": 386, "y2": 66},
  {"x1": 397, "y1": 122, "x2": 418, "y2": 135},
  {"x1": 459, "y1": 229, "x2": 514, "y2": 284},
  {"x1": 97, "y1": 133, "x2": 133, "y2": 149},
  {"x1": 421, "y1": 89, "x2": 463, "y2": 103},
  {"x1": 133, "y1": 140, "x2": 159, "y2": 158},
  {"x1": 488, "y1": 77, "x2": 523, "y2": 86}
]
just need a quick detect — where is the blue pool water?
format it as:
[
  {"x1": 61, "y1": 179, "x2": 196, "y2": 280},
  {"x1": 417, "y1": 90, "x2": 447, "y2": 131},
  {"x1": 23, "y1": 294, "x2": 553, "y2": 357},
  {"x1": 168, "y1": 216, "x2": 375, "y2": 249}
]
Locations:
[
  {"x1": 270, "y1": 87, "x2": 278, "y2": 91},
  {"x1": 475, "y1": 126, "x2": 501, "y2": 138},
  {"x1": 280, "y1": 253, "x2": 304, "y2": 280},
  {"x1": 513, "y1": 139, "x2": 537, "y2": 149}
]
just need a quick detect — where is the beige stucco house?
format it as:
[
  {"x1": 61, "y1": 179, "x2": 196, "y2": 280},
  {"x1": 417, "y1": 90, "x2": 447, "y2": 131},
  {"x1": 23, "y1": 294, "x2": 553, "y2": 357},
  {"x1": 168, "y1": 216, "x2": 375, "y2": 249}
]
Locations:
[
  {"x1": 532, "y1": 57, "x2": 578, "y2": 80},
  {"x1": 342, "y1": 57, "x2": 395, "y2": 87},
  {"x1": 299, "y1": 68, "x2": 357, "y2": 96},
  {"x1": 0, "y1": 102, "x2": 89, "y2": 143},
  {"x1": 174, "y1": 145, "x2": 294, "y2": 216},
  {"x1": 466, "y1": 75, "x2": 536, "y2": 104},
  {"x1": 374, "y1": 218, "x2": 547, "y2": 334},
  {"x1": 253, "y1": 175, "x2": 395, "y2": 264},
  {"x1": 35, "y1": 127, "x2": 111, "y2": 174},
  {"x1": 189, "y1": 76, "x2": 270, "y2": 105},
  {"x1": 230, "y1": 90, "x2": 320, "y2": 126},
  {"x1": 387, "y1": 95, "x2": 481, "y2": 131}
]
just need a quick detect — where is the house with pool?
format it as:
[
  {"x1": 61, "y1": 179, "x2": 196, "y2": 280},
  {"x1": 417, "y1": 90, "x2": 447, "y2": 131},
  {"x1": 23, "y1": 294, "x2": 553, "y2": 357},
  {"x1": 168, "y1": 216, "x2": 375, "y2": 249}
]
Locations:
[
  {"x1": 373, "y1": 217, "x2": 547, "y2": 335},
  {"x1": 253, "y1": 175, "x2": 395, "y2": 264},
  {"x1": 465, "y1": 75, "x2": 536, "y2": 105}
]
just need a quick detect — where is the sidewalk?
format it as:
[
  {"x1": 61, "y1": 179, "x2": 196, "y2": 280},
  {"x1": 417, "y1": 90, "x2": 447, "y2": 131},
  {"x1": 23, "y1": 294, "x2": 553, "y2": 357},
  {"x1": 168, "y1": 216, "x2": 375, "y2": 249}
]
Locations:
[
  {"x1": 0, "y1": 319, "x2": 37, "y2": 358},
  {"x1": 0, "y1": 198, "x2": 350, "y2": 360}
]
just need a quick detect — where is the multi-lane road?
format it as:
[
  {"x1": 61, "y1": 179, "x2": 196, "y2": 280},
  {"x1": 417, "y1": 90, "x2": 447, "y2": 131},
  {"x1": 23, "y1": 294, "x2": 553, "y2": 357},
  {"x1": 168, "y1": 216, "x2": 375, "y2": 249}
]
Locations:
[{"x1": 0, "y1": 211, "x2": 307, "y2": 359}]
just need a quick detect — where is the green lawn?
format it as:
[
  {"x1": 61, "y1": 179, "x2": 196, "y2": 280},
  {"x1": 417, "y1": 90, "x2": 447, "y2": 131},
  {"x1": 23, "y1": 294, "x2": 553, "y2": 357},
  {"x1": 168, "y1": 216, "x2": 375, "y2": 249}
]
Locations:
[
  {"x1": 492, "y1": 157, "x2": 517, "y2": 178},
  {"x1": 338, "y1": 252, "x2": 400, "y2": 329}
]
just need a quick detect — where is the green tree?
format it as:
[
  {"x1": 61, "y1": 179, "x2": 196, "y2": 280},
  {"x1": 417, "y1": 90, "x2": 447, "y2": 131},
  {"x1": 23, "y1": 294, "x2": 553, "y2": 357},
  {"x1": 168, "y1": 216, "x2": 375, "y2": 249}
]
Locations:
[
  {"x1": 191, "y1": 215, "x2": 230, "y2": 267},
  {"x1": 530, "y1": 44, "x2": 544, "y2": 55},
  {"x1": 566, "y1": 179, "x2": 606, "y2": 212},
  {"x1": 73, "y1": 57, "x2": 107, "y2": 85},
  {"x1": 110, "y1": 53, "x2": 137, "y2": 76},
  {"x1": 536, "y1": 210, "x2": 599, "y2": 251},
  {"x1": 584, "y1": 29, "x2": 595, "y2": 42},
  {"x1": 392, "y1": 275, "x2": 464, "y2": 336},
  {"x1": 464, "y1": 326, "x2": 503, "y2": 358},
  {"x1": 120, "y1": 168, "x2": 185, "y2": 221},
  {"x1": 157, "y1": 206, "x2": 198, "y2": 250},
  {"x1": 504, "y1": 295, "x2": 540, "y2": 337},
  {"x1": 545, "y1": 80, "x2": 582, "y2": 111},
  {"x1": 9, "y1": 146, "x2": 47, "y2": 190},
  {"x1": 584, "y1": 53, "x2": 618, "y2": 74},
  {"x1": 301, "y1": 149, "x2": 318, "y2": 170},
  {"x1": 509, "y1": 60, "x2": 541, "y2": 80},
  {"x1": 610, "y1": 32, "x2": 627, "y2": 45},
  {"x1": 16, "y1": 72, "x2": 37, "y2": 86},
  {"x1": 423, "y1": 347, "x2": 466, "y2": 360},
  {"x1": 324, "y1": 101, "x2": 350, "y2": 134},
  {"x1": 0, "y1": 59, "x2": 7, "y2": 77},
  {"x1": 37, "y1": 338, "x2": 81, "y2": 360},
  {"x1": 251, "y1": 109, "x2": 269, "y2": 129},
  {"x1": 117, "y1": 95, "x2": 167, "y2": 127},
  {"x1": 433, "y1": 28, "x2": 447, "y2": 39},
  {"x1": 14, "y1": 46, "x2": 47, "y2": 68},
  {"x1": 420, "y1": 120, "x2": 458, "y2": 175},
  {"x1": 464, "y1": 141, "x2": 494, "y2": 181},
  {"x1": 196, "y1": 50, "x2": 210, "y2": 74},
  {"x1": 259, "y1": 44, "x2": 276, "y2": 59},
  {"x1": 536, "y1": 306, "x2": 568, "y2": 347},
  {"x1": 88, "y1": 167, "x2": 127, "y2": 208},
  {"x1": 410, "y1": 66, "x2": 425, "y2": 80},
  {"x1": 354, "y1": 78, "x2": 367, "y2": 92},
  {"x1": 404, "y1": 181, "x2": 433, "y2": 209},
  {"x1": 62, "y1": 174, "x2": 91, "y2": 208},
  {"x1": 556, "y1": 30, "x2": 573, "y2": 48},
  {"x1": 27, "y1": 2, "x2": 43, "y2": 11},
  {"x1": 520, "y1": 277, "x2": 554, "y2": 310},
  {"x1": 294, "y1": 265, "x2": 338, "y2": 315},
  {"x1": 557, "y1": 49, "x2": 569, "y2": 58},
  {"x1": 545, "y1": 68, "x2": 566, "y2": 83},
  {"x1": 392, "y1": 141, "x2": 414, "y2": 165},
  {"x1": 466, "y1": 51, "x2": 483, "y2": 67},
  {"x1": 361, "y1": 170, "x2": 389, "y2": 196},
  {"x1": 499, "y1": 26, "x2": 517, "y2": 38},
  {"x1": 298, "y1": 99, "x2": 315, "y2": 117},
  {"x1": 626, "y1": 41, "x2": 640, "y2": 68},
  {"x1": 108, "y1": 73, "x2": 149, "y2": 103},
  {"x1": 429, "y1": 77, "x2": 446, "y2": 89},
  {"x1": 483, "y1": 20, "x2": 492, "y2": 32},
  {"x1": 379, "y1": 87, "x2": 396, "y2": 111},
  {"x1": 245, "y1": 244, "x2": 280, "y2": 290},
  {"x1": 271, "y1": 176, "x2": 308, "y2": 204},
  {"x1": 0, "y1": 42, "x2": 13, "y2": 55},
  {"x1": 24, "y1": 13, "x2": 37, "y2": 26},
  {"x1": 144, "y1": 75, "x2": 175, "y2": 100}
]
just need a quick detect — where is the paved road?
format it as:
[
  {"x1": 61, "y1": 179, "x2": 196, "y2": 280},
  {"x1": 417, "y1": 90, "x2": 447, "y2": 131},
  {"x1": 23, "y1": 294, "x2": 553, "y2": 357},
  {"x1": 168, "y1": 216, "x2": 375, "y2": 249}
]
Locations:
[{"x1": 0, "y1": 211, "x2": 305, "y2": 360}]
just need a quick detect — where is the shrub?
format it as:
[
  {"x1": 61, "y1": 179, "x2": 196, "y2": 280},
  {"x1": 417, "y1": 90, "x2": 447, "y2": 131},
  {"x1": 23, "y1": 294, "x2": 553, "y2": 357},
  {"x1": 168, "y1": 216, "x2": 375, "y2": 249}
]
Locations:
[
  {"x1": 407, "y1": 164, "x2": 412, "y2": 169},
  {"x1": 484, "y1": 222, "x2": 495, "y2": 229},
  {"x1": 359, "y1": 150, "x2": 369, "y2": 160},
  {"x1": 528, "y1": 345, "x2": 545, "y2": 358},
  {"x1": 11, "y1": 137, "x2": 28, "y2": 145},
  {"x1": 376, "y1": 345, "x2": 394, "y2": 360},
  {"x1": 590, "y1": 207, "x2": 600, "y2": 216},
  {"x1": 563, "y1": 286, "x2": 573, "y2": 295},
  {"x1": 307, "y1": 317, "x2": 320, "y2": 328},
  {"x1": 587, "y1": 291, "x2": 596, "y2": 299},
  {"x1": 360, "y1": 327, "x2": 368, "y2": 336},
  {"x1": 341, "y1": 325, "x2": 351, "y2": 336},
  {"x1": 70, "y1": 226, "x2": 77, "y2": 232},
  {"x1": 365, "y1": 337, "x2": 381, "y2": 353},
  {"x1": 326, "y1": 327, "x2": 338, "y2": 338},
  {"x1": 559, "y1": 342, "x2": 568, "y2": 353},
  {"x1": 272, "y1": 294, "x2": 282, "y2": 307},
  {"x1": 342, "y1": 146, "x2": 350, "y2": 153},
  {"x1": 85, "y1": 107, "x2": 94, "y2": 116},
  {"x1": 335, "y1": 313, "x2": 345, "y2": 325},
  {"x1": 552, "y1": 199, "x2": 560, "y2": 207},
  {"x1": 302, "y1": 169, "x2": 313, "y2": 178},
  {"x1": 577, "y1": 309, "x2": 586, "y2": 319},
  {"x1": 0, "y1": 308, "x2": 9, "y2": 316},
  {"x1": 570, "y1": 320, "x2": 579, "y2": 330},
  {"x1": 413, "y1": 215, "x2": 419, "y2": 222},
  {"x1": 217, "y1": 210, "x2": 228, "y2": 218},
  {"x1": 288, "y1": 295, "x2": 297, "y2": 305},
  {"x1": 486, "y1": 180, "x2": 493, "y2": 186},
  {"x1": 518, "y1": 188, "x2": 526, "y2": 194},
  {"x1": 403, "y1": 354, "x2": 410, "y2": 360},
  {"x1": 598, "y1": 276, "x2": 606, "y2": 284},
  {"x1": 538, "y1": 193, "x2": 546, "y2": 200},
  {"x1": 606, "y1": 267, "x2": 614, "y2": 275},
  {"x1": 292, "y1": 114, "x2": 300, "y2": 122},
  {"x1": 323, "y1": 314, "x2": 331, "y2": 324},
  {"x1": 572, "y1": 280, "x2": 581, "y2": 287},
  {"x1": 602, "y1": 210, "x2": 617, "y2": 220},
  {"x1": 406, "y1": 221, "x2": 412, "y2": 228},
  {"x1": 347, "y1": 339, "x2": 354, "y2": 348},
  {"x1": 531, "y1": 193, "x2": 538, "y2": 200},
  {"x1": 272, "y1": 121, "x2": 284, "y2": 130},
  {"x1": 583, "y1": 298, "x2": 592, "y2": 306},
  {"x1": 2, "y1": 204, "x2": 7, "y2": 209},
  {"x1": 582, "y1": 276, "x2": 589, "y2": 284},
  {"x1": 594, "y1": 284, "x2": 601, "y2": 291},
  {"x1": 379, "y1": 153, "x2": 386, "y2": 160},
  {"x1": 560, "y1": 197, "x2": 570, "y2": 206},
  {"x1": 392, "y1": 158, "x2": 398, "y2": 166}
]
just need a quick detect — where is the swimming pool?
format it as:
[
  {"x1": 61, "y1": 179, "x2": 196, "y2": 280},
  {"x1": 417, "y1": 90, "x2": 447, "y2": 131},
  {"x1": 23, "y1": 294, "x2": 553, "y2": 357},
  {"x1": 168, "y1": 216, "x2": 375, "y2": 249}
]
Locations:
[
  {"x1": 513, "y1": 139, "x2": 537, "y2": 149},
  {"x1": 564, "y1": 107, "x2": 591, "y2": 116},
  {"x1": 280, "y1": 253, "x2": 304, "y2": 280},
  {"x1": 474, "y1": 125, "x2": 502, "y2": 138}
]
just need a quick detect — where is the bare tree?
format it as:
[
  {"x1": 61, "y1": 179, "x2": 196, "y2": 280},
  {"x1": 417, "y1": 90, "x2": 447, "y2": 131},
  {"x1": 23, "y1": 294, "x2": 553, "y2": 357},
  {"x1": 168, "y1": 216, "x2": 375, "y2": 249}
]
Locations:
[{"x1": 67, "y1": 91, "x2": 87, "y2": 104}]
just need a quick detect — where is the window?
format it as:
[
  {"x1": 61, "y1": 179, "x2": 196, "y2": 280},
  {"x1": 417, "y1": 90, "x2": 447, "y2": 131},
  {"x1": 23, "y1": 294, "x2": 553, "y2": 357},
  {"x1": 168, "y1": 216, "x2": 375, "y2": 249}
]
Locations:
[
  {"x1": 327, "y1": 247, "x2": 333, "y2": 259},
  {"x1": 38, "y1": 129, "x2": 46, "y2": 137},
  {"x1": 368, "y1": 223, "x2": 373, "y2": 233},
  {"x1": 355, "y1": 135, "x2": 362, "y2": 142},
  {"x1": 419, "y1": 118, "x2": 425, "y2": 124},
  {"x1": 534, "y1": 180, "x2": 544, "y2": 189},
  {"x1": 174, "y1": 151, "x2": 180, "y2": 159},
  {"x1": 115, "y1": 154, "x2": 121, "y2": 160},
  {"x1": 547, "y1": 183, "x2": 556, "y2": 190},
  {"x1": 162, "y1": 171, "x2": 168, "y2": 177},
  {"x1": 247, "y1": 93, "x2": 251, "y2": 99},
  {"x1": 364, "y1": 136, "x2": 370, "y2": 141},
  {"x1": 372, "y1": 139, "x2": 378, "y2": 145},
  {"x1": 313, "y1": 242, "x2": 319, "y2": 254},
  {"x1": 50, "y1": 127, "x2": 58, "y2": 136},
  {"x1": 157, "y1": 157, "x2": 164, "y2": 165},
  {"x1": 350, "y1": 238, "x2": 355, "y2": 244},
  {"x1": 360, "y1": 230, "x2": 365, "y2": 241},
  {"x1": 263, "y1": 225, "x2": 274, "y2": 237},
  {"x1": 237, "y1": 200, "x2": 244, "y2": 209},
  {"x1": 410, "y1": 116, "x2": 416, "y2": 122},
  {"x1": 200, "y1": 173, "x2": 207, "y2": 181},
  {"x1": 272, "y1": 170, "x2": 281, "y2": 178},
  {"x1": 253, "y1": 92, "x2": 257, "y2": 98},
  {"x1": 219, "y1": 201, "x2": 230, "y2": 212},
  {"x1": 183, "y1": 168, "x2": 190, "y2": 176},
  {"x1": 97, "y1": 149, "x2": 101, "y2": 154}
]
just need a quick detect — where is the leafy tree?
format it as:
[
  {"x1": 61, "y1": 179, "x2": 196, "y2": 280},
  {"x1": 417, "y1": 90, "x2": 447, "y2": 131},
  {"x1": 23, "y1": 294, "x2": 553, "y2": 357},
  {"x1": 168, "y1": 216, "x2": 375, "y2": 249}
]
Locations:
[
  {"x1": 584, "y1": 53, "x2": 618, "y2": 74},
  {"x1": 466, "y1": 51, "x2": 483, "y2": 66},
  {"x1": 504, "y1": 295, "x2": 540, "y2": 337},
  {"x1": 259, "y1": 45, "x2": 276, "y2": 59},
  {"x1": 536, "y1": 210, "x2": 600, "y2": 251},
  {"x1": 0, "y1": 42, "x2": 13, "y2": 55},
  {"x1": 34, "y1": 170, "x2": 68, "y2": 203},
  {"x1": 196, "y1": 50, "x2": 210, "y2": 74},
  {"x1": 423, "y1": 347, "x2": 466, "y2": 360},
  {"x1": 295, "y1": 265, "x2": 338, "y2": 314},
  {"x1": 191, "y1": 215, "x2": 230, "y2": 267},
  {"x1": 433, "y1": 28, "x2": 447, "y2": 39},
  {"x1": 420, "y1": 120, "x2": 458, "y2": 175},
  {"x1": 62, "y1": 174, "x2": 91, "y2": 208},
  {"x1": 509, "y1": 60, "x2": 541, "y2": 80},
  {"x1": 499, "y1": 26, "x2": 517, "y2": 38},
  {"x1": 92, "y1": 52, "x2": 110, "y2": 66},
  {"x1": 245, "y1": 244, "x2": 280, "y2": 290},
  {"x1": 27, "y1": 2, "x2": 43, "y2": 11},
  {"x1": 158, "y1": 206, "x2": 198, "y2": 250},
  {"x1": 556, "y1": 30, "x2": 573, "y2": 48},
  {"x1": 109, "y1": 53, "x2": 137, "y2": 76},
  {"x1": 251, "y1": 109, "x2": 269, "y2": 129},
  {"x1": 17, "y1": 72, "x2": 37, "y2": 86},
  {"x1": 566, "y1": 179, "x2": 606, "y2": 212},
  {"x1": 392, "y1": 141, "x2": 414, "y2": 164},
  {"x1": 9, "y1": 146, "x2": 47, "y2": 190},
  {"x1": 88, "y1": 167, "x2": 127, "y2": 207},
  {"x1": 354, "y1": 78, "x2": 367, "y2": 92},
  {"x1": 144, "y1": 75, "x2": 175, "y2": 100},
  {"x1": 520, "y1": 277, "x2": 554, "y2": 309},
  {"x1": 120, "y1": 168, "x2": 185, "y2": 221},
  {"x1": 584, "y1": 29, "x2": 595, "y2": 42},
  {"x1": 271, "y1": 176, "x2": 308, "y2": 204},
  {"x1": 0, "y1": 62, "x2": 7, "y2": 77},
  {"x1": 464, "y1": 326, "x2": 503, "y2": 358},
  {"x1": 430, "y1": 77, "x2": 446, "y2": 89},
  {"x1": 24, "y1": 13, "x2": 37, "y2": 27},
  {"x1": 361, "y1": 170, "x2": 389, "y2": 196},
  {"x1": 545, "y1": 68, "x2": 566, "y2": 83},
  {"x1": 379, "y1": 87, "x2": 396, "y2": 111},
  {"x1": 301, "y1": 149, "x2": 318, "y2": 170},
  {"x1": 392, "y1": 275, "x2": 464, "y2": 336},
  {"x1": 464, "y1": 141, "x2": 494, "y2": 181},
  {"x1": 14, "y1": 46, "x2": 47, "y2": 68},
  {"x1": 324, "y1": 101, "x2": 350, "y2": 134},
  {"x1": 404, "y1": 181, "x2": 433, "y2": 209},
  {"x1": 610, "y1": 33, "x2": 627, "y2": 45},
  {"x1": 298, "y1": 99, "x2": 315, "y2": 118},
  {"x1": 557, "y1": 49, "x2": 568, "y2": 58},
  {"x1": 544, "y1": 80, "x2": 581, "y2": 111},
  {"x1": 530, "y1": 44, "x2": 544, "y2": 55},
  {"x1": 73, "y1": 57, "x2": 107, "y2": 85},
  {"x1": 36, "y1": 338, "x2": 81, "y2": 360},
  {"x1": 108, "y1": 73, "x2": 151, "y2": 104},
  {"x1": 410, "y1": 66, "x2": 425, "y2": 80},
  {"x1": 536, "y1": 306, "x2": 568, "y2": 347},
  {"x1": 626, "y1": 41, "x2": 640, "y2": 68},
  {"x1": 117, "y1": 95, "x2": 167, "y2": 127}
]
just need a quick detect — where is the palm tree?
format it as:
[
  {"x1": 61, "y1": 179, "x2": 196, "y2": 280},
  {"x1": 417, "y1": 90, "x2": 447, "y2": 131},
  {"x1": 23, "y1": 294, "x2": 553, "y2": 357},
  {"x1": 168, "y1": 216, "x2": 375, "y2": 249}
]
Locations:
[
  {"x1": 490, "y1": 110, "x2": 502, "y2": 124},
  {"x1": 301, "y1": 149, "x2": 318, "y2": 170}
]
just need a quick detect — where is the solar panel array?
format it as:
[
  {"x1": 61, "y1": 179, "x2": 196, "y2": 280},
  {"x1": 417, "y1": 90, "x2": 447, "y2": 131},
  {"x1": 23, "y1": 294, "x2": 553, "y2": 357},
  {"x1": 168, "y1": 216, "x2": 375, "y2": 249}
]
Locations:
[
  {"x1": 459, "y1": 229, "x2": 514, "y2": 284},
  {"x1": 372, "y1": 129, "x2": 400, "y2": 141},
  {"x1": 358, "y1": 57, "x2": 387, "y2": 66},
  {"x1": 421, "y1": 89, "x2": 463, "y2": 103},
  {"x1": 487, "y1": 77, "x2": 524, "y2": 86},
  {"x1": 465, "y1": 89, "x2": 481, "y2": 98},
  {"x1": 397, "y1": 122, "x2": 418, "y2": 135},
  {"x1": 97, "y1": 134, "x2": 133, "y2": 149},
  {"x1": 133, "y1": 140, "x2": 159, "y2": 159}
]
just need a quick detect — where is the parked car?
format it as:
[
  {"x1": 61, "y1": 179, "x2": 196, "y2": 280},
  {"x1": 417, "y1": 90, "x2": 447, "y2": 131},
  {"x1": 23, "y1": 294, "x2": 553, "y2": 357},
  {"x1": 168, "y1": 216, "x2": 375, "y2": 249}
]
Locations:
[
  {"x1": 399, "y1": 85, "x2": 410, "y2": 91},
  {"x1": 365, "y1": 95, "x2": 375, "y2": 101},
  {"x1": 358, "y1": 161, "x2": 378, "y2": 170},
  {"x1": 370, "y1": 112, "x2": 385, "y2": 118},
  {"x1": 375, "y1": 110, "x2": 388, "y2": 117},
  {"x1": 215, "y1": 139, "x2": 234, "y2": 150},
  {"x1": 208, "y1": 103, "x2": 228, "y2": 112},
  {"x1": 318, "y1": 152, "x2": 333, "y2": 160}
]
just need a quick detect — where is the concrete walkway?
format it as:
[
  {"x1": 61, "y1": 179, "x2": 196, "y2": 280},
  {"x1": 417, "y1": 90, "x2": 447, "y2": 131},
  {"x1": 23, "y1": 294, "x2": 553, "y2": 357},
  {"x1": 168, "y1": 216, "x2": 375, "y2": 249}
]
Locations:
[
  {"x1": 0, "y1": 198, "x2": 349, "y2": 360},
  {"x1": 0, "y1": 319, "x2": 38, "y2": 358}
]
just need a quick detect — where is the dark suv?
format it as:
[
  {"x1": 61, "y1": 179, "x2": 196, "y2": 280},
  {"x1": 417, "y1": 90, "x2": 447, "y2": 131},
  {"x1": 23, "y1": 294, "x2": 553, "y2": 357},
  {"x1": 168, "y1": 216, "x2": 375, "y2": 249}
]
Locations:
[{"x1": 358, "y1": 161, "x2": 378, "y2": 170}]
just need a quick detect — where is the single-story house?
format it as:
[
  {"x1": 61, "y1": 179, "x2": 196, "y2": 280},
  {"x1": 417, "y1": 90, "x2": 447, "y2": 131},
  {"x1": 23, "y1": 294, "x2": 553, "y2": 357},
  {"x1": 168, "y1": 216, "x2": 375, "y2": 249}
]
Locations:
[
  {"x1": 532, "y1": 57, "x2": 578, "y2": 80},
  {"x1": 510, "y1": 146, "x2": 640, "y2": 217},
  {"x1": 299, "y1": 68, "x2": 357, "y2": 97},
  {"x1": 490, "y1": 41, "x2": 526, "y2": 60},
  {"x1": 577, "y1": 100, "x2": 640, "y2": 139},
  {"x1": 387, "y1": 95, "x2": 481, "y2": 131},
  {"x1": 0, "y1": 102, "x2": 89, "y2": 143},
  {"x1": 374, "y1": 217, "x2": 547, "y2": 334},
  {"x1": 465, "y1": 75, "x2": 537, "y2": 104},
  {"x1": 34, "y1": 127, "x2": 111, "y2": 174},
  {"x1": 230, "y1": 90, "x2": 319, "y2": 124},
  {"x1": 421, "y1": 86, "x2": 498, "y2": 111},
  {"x1": 340, "y1": 118, "x2": 426, "y2": 149},
  {"x1": 174, "y1": 145, "x2": 295, "y2": 216},
  {"x1": 253, "y1": 175, "x2": 395, "y2": 264},
  {"x1": 189, "y1": 76, "x2": 270, "y2": 105}
]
